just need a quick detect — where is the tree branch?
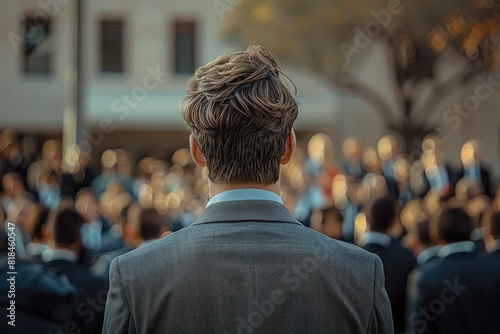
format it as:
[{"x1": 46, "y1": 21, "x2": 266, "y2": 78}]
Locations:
[
  {"x1": 302, "y1": 62, "x2": 400, "y2": 129},
  {"x1": 414, "y1": 61, "x2": 487, "y2": 124}
]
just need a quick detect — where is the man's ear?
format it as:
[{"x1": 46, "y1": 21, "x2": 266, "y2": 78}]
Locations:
[
  {"x1": 190, "y1": 135, "x2": 207, "y2": 167},
  {"x1": 280, "y1": 130, "x2": 296, "y2": 165}
]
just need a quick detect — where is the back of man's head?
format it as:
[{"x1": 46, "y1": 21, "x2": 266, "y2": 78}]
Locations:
[
  {"x1": 369, "y1": 196, "x2": 397, "y2": 233},
  {"x1": 414, "y1": 219, "x2": 433, "y2": 247},
  {"x1": 436, "y1": 207, "x2": 473, "y2": 243},
  {"x1": 180, "y1": 45, "x2": 298, "y2": 185},
  {"x1": 53, "y1": 207, "x2": 84, "y2": 249},
  {"x1": 138, "y1": 208, "x2": 165, "y2": 241}
]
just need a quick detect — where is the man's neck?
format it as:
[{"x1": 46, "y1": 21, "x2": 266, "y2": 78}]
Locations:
[{"x1": 208, "y1": 181, "x2": 281, "y2": 198}]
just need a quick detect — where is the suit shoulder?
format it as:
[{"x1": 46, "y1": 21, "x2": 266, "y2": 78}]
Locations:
[
  {"x1": 266, "y1": 224, "x2": 382, "y2": 266},
  {"x1": 113, "y1": 227, "x2": 191, "y2": 266},
  {"x1": 302, "y1": 228, "x2": 381, "y2": 264}
]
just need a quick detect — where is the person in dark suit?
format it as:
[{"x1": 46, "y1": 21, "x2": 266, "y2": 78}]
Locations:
[
  {"x1": 359, "y1": 195, "x2": 416, "y2": 334},
  {"x1": 387, "y1": 156, "x2": 415, "y2": 207},
  {"x1": 43, "y1": 207, "x2": 108, "y2": 334},
  {"x1": 403, "y1": 219, "x2": 441, "y2": 266},
  {"x1": 75, "y1": 188, "x2": 125, "y2": 267},
  {"x1": 91, "y1": 207, "x2": 168, "y2": 284},
  {"x1": 416, "y1": 135, "x2": 459, "y2": 199},
  {"x1": 23, "y1": 205, "x2": 51, "y2": 263},
  {"x1": 406, "y1": 207, "x2": 500, "y2": 334},
  {"x1": 103, "y1": 45, "x2": 393, "y2": 334},
  {"x1": 341, "y1": 136, "x2": 366, "y2": 181},
  {"x1": 61, "y1": 145, "x2": 98, "y2": 199},
  {"x1": 0, "y1": 258, "x2": 79, "y2": 334},
  {"x1": 457, "y1": 139, "x2": 492, "y2": 198}
]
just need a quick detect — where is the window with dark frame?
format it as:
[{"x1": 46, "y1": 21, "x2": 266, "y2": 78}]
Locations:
[
  {"x1": 23, "y1": 15, "x2": 52, "y2": 74},
  {"x1": 174, "y1": 21, "x2": 196, "y2": 74},
  {"x1": 101, "y1": 20, "x2": 123, "y2": 73}
]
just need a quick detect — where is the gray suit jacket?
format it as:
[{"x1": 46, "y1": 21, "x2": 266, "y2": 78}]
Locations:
[{"x1": 103, "y1": 200, "x2": 393, "y2": 333}]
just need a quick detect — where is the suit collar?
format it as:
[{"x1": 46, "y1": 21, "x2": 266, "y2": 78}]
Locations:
[
  {"x1": 358, "y1": 231, "x2": 391, "y2": 247},
  {"x1": 206, "y1": 189, "x2": 283, "y2": 207},
  {"x1": 417, "y1": 245, "x2": 442, "y2": 265},
  {"x1": 41, "y1": 249, "x2": 78, "y2": 263},
  {"x1": 438, "y1": 241, "x2": 475, "y2": 258},
  {"x1": 192, "y1": 200, "x2": 302, "y2": 226}
]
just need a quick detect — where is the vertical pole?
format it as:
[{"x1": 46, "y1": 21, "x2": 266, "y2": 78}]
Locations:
[
  {"x1": 62, "y1": 0, "x2": 84, "y2": 168},
  {"x1": 75, "y1": 0, "x2": 84, "y2": 145}
]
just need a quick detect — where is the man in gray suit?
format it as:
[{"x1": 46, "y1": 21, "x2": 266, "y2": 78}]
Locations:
[{"x1": 103, "y1": 45, "x2": 393, "y2": 334}]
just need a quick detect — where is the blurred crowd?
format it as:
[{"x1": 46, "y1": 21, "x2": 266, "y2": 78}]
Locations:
[{"x1": 0, "y1": 127, "x2": 499, "y2": 333}]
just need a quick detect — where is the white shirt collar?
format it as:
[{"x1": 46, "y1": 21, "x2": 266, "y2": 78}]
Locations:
[
  {"x1": 41, "y1": 249, "x2": 78, "y2": 262},
  {"x1": 417, "y1": 245, "x2": 442, "y2": 265},
  {"x1": 26, "y1": 243, "x2": 50, "y2": 257},
  {"x1": 358, "y1": 231, "x2": 391, "y2": 247},
  {"x1": 206, "y1": 188, "x2": 283, "y2": 207},
  {"x1": 438, "y1": 241, "x2": 475, "y2": 258},
  {"x1": 470, "y1": 227, "x2": 484, "y2": 241}
]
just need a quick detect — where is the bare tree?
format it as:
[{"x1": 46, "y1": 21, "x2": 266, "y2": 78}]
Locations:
[{"x1": 224, "y1": 0, "x2": 500, "y2": 153}]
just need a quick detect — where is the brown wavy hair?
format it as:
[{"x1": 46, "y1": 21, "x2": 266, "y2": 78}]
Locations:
[{"x1": 181, "y1": 45, "x2": 298, "y2": 185}]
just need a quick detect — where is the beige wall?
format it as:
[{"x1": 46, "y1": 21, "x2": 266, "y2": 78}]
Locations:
[{"x1": 0, "y1": 0, "x2": 338, "y2": 132}]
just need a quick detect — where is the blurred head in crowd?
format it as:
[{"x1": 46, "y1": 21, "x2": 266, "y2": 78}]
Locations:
[
  {"x1": 403, "y1": 219, "x2": 434, "y2": 256},
  {"x1": 342, "y1": 137, "x2": 363, "y2": 163},
  {"x1": 362, "y1": 146, "x2": 381, "y2": 174},
  {"x1": 42, "y1": 140, "x2": 62, "y2": 169},
  {"x1": 37, "y1": 167, "x2": 62, "y2": 210},
  {"x1": 0, "y1": 129, "x2": 21, "y2": 162},
  {"x1": 63, "y1": 143, "x2": 92, "y2": 174},
  {"x1": 30, "y1": 206, "x2": 50, "y2": 243},
  {"x1": 368, "y1": 195, "x2": 398, "y2": 234},
  {"x1": 460, "y1": 139, "x2": 481, "y2": 168},
  {"x1": 122, "y1": 203, "x2": 142, "y2": 248},
  {"x1": 180, "y1": 45, "x2": 298, "y2": 189},
  {"x1": 2, "y1": 172, "x2": 26, "y2": 200},
  {"x1": 99, "y1": 181, "x2": 132, "y2": 224},
  {"x1": 394, "y1": 156, "x2": 410, "y2": 184},
  {"x1": 101, "y1": 148, "x2": 135, "y2": 177},
  {"x1": 455, "y1": 178, "x2": 484, "y2": 202},
  {"x1": 422, "y1": 134, "x2": 445, "y2": 166},
  {"x1": 434, "y1": 207, "x2": 473, "y2": 244},
  {"x1": 377, "y1": 135, "x2": 398, "y2": 162},
  {"x1": 75, "y1": 188, "x2": 100, "y2": 222},
  {"x1": 320, "y1": 205, "x2": 343, "y2": 240},
  {"x1": 422, "y1": 134, "x2": 442, "y2": 153},
  {"x1": 24, "y1": 205, "x2": 51, "y2": 260},
  {"x1": 421, "y1": 150, "x2": 438, "y2": 172},
  {"x1": 52, "y1": 207, "x2": 85, "y2": 252},
  {"x1": 8, "y1": 196, "x2": 37, "y2": 235},
  {"x1": 138, "y1": 208, "x2": 169, "y2": 242},
  {"x1": 307, "y1": 133, "x2": 335, "y2": 167}
]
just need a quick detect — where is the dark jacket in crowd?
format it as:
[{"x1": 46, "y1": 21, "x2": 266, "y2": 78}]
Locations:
[
  {"x1": 0, "y1": 258, "x2": 78, "y2": 334},
  {"x1": 406, "y1": 247, "x2": 500, "y2": 334},
  {"x1": 44, "y1": 258, "x2": 108, "y2": 334},
  {"x1": 362, "y1": 236, "x2": 416, "y2": 334}
]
